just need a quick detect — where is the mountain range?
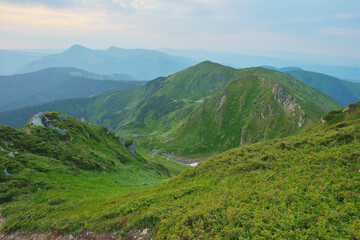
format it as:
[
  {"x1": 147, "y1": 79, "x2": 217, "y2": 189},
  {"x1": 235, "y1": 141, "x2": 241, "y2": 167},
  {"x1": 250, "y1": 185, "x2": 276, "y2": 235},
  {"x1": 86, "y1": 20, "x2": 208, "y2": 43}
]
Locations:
[
  {"x1": 286, "y1": 70, "x2": 360, "y2": 106},
  {"x1": 0, "y1": 67, "x2": 143, "y2": 112},
  {"x1": 18, "y1": 45, "x2": 195, "y2": 80},
  {"x1": 0, "y1": 61, "x2": 342, "y2": 161},
  {"x1": 163, "y1": 48, "x2": 360, "y2": 82}
]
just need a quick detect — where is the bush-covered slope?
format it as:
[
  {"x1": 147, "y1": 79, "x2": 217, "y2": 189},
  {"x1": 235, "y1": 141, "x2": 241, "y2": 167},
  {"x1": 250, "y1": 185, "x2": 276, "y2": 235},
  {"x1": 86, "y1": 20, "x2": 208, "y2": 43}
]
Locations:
[
  {"x1": 1, "y1": 104, "x2": 359, "y2": 239},
  {"x1": 0, "y1": 112, "x2": 187, "y2": 234},
  {"x1": 287, "y1": 70, "x2": 360, "y2": 106}
]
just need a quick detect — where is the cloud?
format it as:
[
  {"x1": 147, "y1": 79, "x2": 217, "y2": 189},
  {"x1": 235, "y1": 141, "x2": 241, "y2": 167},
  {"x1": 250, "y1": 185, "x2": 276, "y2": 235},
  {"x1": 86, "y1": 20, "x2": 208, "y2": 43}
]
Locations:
[
  {"x1": 0, "y1": 0, "x2": 81, "y2": 8},
  {"x1": 0, "y1": 0, "x2": 359, "y2": 59},
  {"x1": 0, "y1": 2, "x2": 130, "y2": 31},
  {"x1": 320, "y1": 27, "x2": 360, "y2": 37},
  {"x1": 335, "y1": 12, "x2": 360, "y2": 19}
]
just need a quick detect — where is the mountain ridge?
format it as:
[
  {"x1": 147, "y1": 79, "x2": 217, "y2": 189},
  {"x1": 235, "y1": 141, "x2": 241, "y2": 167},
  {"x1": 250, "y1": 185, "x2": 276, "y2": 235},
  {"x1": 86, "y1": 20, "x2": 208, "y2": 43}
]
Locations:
[
  {"x1": 0, "y1": 67, "x2": 142, "y2": 111},
  {"x1": 0, "y1": 61, "x2": 341, "y2": 161},
  {"x1": 19, "y1": 45, "x2": 196, "y2": 80}
]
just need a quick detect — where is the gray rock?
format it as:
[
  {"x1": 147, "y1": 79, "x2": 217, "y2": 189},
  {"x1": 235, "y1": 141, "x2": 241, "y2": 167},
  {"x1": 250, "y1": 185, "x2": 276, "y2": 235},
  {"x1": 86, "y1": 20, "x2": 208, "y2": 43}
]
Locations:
[
  {"x1": 272, "y1": 84, "x2": 298, "y2": 112},
  {"x1": 298, "y1": 116, "x2": 306, "y2": 128},
  {"x1": 118, "y1": 137, "x2": 125, "y2": 146},
  {"x1": 0, "y1": 146, "x2": 4, "y2": 151},
  {"x1": 56, "y1": 128, "x2": 69, "y2": 137},
  {"x1": 8, "y1": 152, "x2": 14, "y2": 158},
  {"x1": 29, "y1": 112, "x2": 69, "y2": 137},
  {"x1": 57, "y1": 114, "x2": 67, "y2": 120},
  {"x1": 128, "y1": 141, "x2": 137, "y2": 157},
  {"x1": 28, "y1": 113, "x2": 45, "y2": 127},
  {"x1": 4, "y1": 168, "x2": 10, "y2": 176},
  {"x1": 342, "y1": 106, "x2": 350, "y2": 113}
]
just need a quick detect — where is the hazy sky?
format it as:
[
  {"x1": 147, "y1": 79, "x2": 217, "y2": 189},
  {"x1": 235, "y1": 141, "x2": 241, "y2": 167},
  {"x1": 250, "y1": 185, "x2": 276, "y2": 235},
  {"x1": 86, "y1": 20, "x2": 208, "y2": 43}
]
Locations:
[{"x1": 0, "y1": 0, "x2": 359, "y2": 58}]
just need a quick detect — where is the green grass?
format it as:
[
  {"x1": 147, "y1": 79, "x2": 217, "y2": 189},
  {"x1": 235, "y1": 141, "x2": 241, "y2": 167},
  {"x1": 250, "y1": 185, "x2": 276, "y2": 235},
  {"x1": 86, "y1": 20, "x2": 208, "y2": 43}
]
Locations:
[
  {"x1": 1, "y1": 104, "x2": 359, "y2": 239},
  {"x1": 0, "y1": 112, "x2": 187, "y2": 236}
]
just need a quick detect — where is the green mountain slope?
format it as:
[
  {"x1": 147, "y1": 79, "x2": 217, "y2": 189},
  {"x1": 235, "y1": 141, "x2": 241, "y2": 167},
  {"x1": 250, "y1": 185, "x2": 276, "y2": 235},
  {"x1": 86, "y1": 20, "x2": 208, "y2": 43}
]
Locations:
[
  {"x1": 0, "y1": 62, "x2": 341, "y2": 160},
  {"x1": 286, "y1": 70, "x2": 360, "y2": 106},
  {"x1": 0, "y1": 112, "x2": 187, "y2": 232},
  {"x1": 1, "y1": 104, "x2": 359, "y2": 239},
  {"x1": 0, "y1": 67, "x2": 143, "y2": 111},
  {"x1": 139, "y1": 65, "x2": 341, "y2": 158}
]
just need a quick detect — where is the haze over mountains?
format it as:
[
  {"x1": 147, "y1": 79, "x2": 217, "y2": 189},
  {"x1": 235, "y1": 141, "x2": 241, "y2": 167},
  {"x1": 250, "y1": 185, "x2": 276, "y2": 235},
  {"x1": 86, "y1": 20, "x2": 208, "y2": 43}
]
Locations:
[
  {"x1": 0, "y1": 67, "x2": 144, "y2": 112},
  {"x1": 162, "y1": 48, "x2": 360, "y2": 82},
  {"x1": 17, "y1": 45, "x2": 195, "y2": 80},
  {"x1": 2, "y1": 45, "x2": 360, "y2": 83}
]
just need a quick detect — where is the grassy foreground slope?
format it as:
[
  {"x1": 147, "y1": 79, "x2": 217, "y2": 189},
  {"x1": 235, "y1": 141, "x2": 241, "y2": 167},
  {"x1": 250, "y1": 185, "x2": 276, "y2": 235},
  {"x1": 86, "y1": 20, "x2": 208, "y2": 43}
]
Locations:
[
  {"x1": 1, "y1": 103, "x2": 359, "y2": 239},
  {"x1": 0, "y1": 112, "x2": 187, "y2": 235}
]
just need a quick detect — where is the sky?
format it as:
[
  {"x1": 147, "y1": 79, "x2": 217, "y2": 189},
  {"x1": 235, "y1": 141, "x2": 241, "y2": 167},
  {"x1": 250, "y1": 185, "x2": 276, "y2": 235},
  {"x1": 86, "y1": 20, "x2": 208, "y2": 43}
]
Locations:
[{"x1": 0, "y1": 0, "x2": 359, "y2": 59}]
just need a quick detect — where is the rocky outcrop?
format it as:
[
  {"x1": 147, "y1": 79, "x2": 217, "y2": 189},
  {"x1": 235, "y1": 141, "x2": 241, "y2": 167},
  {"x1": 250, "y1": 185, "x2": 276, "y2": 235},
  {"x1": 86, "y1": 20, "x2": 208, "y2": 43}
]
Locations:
[
  {"x1": 272, "y1": 84, "x2": 298, "y2": 112},
  {"x1": 216, "y1": 95, "x2": 226, "y2": 114},
  {"x1": 118, "y1": 137, "x2": 125, "y2": 146},
  {"x1": 298, "y1": 116, "x2": 306, "y2": 128},
  {"x1": 342, "y1": 106, "x2": 350, "y2": 113},
  {"x1": 129, "y1": 140, "x2": 137, "y2": 157},
  {"x1": 272, "y1": 84, "x2": 306, "y2": 128},
  {"x1": 28, "y1": 113, "x2": 69, "y2": 137}
]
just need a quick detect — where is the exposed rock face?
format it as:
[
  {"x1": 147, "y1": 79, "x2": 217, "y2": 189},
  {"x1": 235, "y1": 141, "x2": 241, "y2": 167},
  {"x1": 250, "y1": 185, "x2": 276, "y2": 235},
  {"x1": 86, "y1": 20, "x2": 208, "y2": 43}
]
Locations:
[
  {"x1": 118, "y1": 137, "x2": 125, "y2": 146},
  {"x1": 28, "y1": 113, "x2": 69, "y2": 137},
  {"x1": 128, "y1": 140, "x2": 137, "y2": 157},
  {"x1": 272, "y1": 84, "x2": 306, "y2": 128},
  {"x1": 342, "y1": 106, "x2": 350, "y2": 113},
  {"x1": 298, "y1": 116, "x2": 306, "y2": 128},
  {"x1": 272, "y1": 84, "x2": 298, "y2": 112},
  {"x1": 216, "y1": 95, "x2": 226, "y2": 114},
  {"x1": 240, "y1": 127, "x2": 246, "y2": 146}
]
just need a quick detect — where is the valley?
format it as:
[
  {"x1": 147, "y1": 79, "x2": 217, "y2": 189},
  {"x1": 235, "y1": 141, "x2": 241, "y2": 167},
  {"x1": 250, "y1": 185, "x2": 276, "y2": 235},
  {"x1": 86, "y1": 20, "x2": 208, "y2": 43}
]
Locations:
[
  {"x1": 1, "y1": 1, "x2": 360, "y2": 238},
  {"x1": 0, "y1": 61, "x2": 342, "y2": 162}
]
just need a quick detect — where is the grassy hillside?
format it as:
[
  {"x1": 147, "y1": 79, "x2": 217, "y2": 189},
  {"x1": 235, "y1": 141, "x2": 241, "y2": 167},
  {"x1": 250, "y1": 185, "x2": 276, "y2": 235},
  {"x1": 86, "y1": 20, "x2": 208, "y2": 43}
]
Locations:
[
  {"x1": 140, "y1": 66, "x2": 341, "y2": 158},
  {"x1": 287, "y1": 70, "x2": 360, "y2": 106},
  {"x1": 0, "y1": 62, "x2": 341, "y2": 160},
  {"x1": 1, "y1": 104, "x2": 359, "y2": 239},
  {"x1": 0, "y1": 112, "x2": 187, "y2": 235}
]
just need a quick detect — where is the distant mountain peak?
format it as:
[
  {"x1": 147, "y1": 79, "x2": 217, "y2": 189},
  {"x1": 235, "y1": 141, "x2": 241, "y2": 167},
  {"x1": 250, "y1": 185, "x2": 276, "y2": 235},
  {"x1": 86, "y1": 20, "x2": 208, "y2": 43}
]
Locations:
[{"x1": 65, "y1": 44, "x2": 91, "y2": 54}]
